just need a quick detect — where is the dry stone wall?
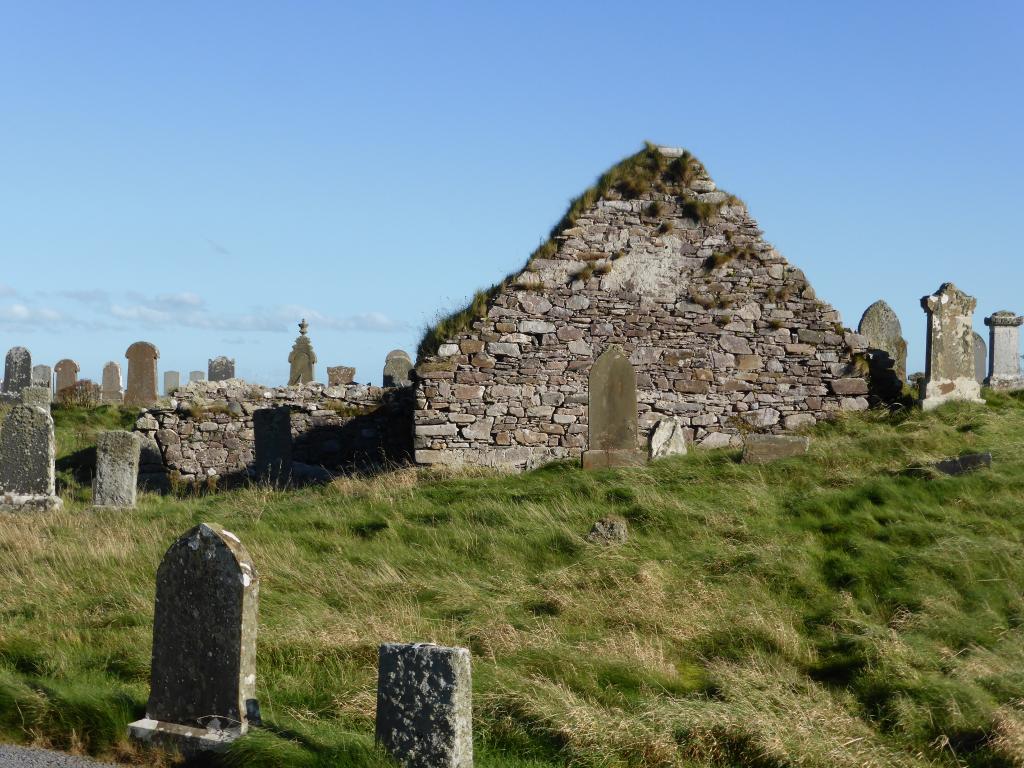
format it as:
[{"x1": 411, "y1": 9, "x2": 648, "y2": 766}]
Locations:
[{"x1": 415, "y1": 147, "x2": 869, "y2": 470}]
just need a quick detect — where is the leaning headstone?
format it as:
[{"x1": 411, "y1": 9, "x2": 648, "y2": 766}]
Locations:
[
  {"x1": 919, "y1": 283, "x2": 985, "y2": 410},
  {"x1": 208, "y1": 356, "x2": 235, "y2": 382},
  {"x1": 649, "y1": 418, "x2": 688, "y2": 459},
  {"x1": 101, "y1": 361, "x2": 123, "y2": 403},
  {"x1": 383, "y1": 349, "x2": 413, "y2": 388},
  {"x1": 163, "y1": 370, "x2": 180, "y2": 396},
  {"x1": 20, "y1": 386, "x2": 51, "y2": 411},
  {"x1": 287, "y1": 319, "x2": 317, "y2": 385},
  {"x1": 93, "y1": 431, "x2": 141, "y2": 508},
  {"x1": 31, "y1": 364, "x2": 51, "y2": 391},
  {"x1": 2, "y1": 346, "x2": 31, "y2": 397},
  {"x1": 189, "y1": 370, "x2": 205, "y2": 383},
  {"x1": 376, "y1": 643, "x2": 473, "y2": 768},
  {"x1": 253, "y1": 407, "x2": 292, "y2": 486},
  {"x1": 985, "y1": 311, "x2": 1024, "y2": 390},
  {"x1": 128, "y1": 523, "x2": 259, "y2": 754},
  {"x1": 742, "y1": 434, "x2": 811, "y2": 464},
  {"x1": 857, "y1": 300, "x2": 908, "y2": 401},
  {"x1": 0, "y1": 404, "x2": 61, "y2": 512},
  {"x1": 973, "y1": 332, "x2": 987, "y2": 386},
  {"x1": 125, "y1": 341, "x2": 160, "y2": 407},
  {"x1": 53, "y1": 359, "x2": 79, "y2": 396},
  {"x1": 327, "y1": 366, "x2": 355, "y2": 386},
  {"x1": 582, "y1": 346, "x2": 646, "y2": 469}
]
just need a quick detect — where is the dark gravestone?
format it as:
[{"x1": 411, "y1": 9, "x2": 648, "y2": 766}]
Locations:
[
  {"x1": 208, "y1": 356, "x2": 235, "y2": 382},
  {"x1": 742, "y1": 434, "x2": 810, "y2": 464},
  {"x1": 0, "y1": 403, "x2": 61, "y2": 511},
  {"x1": 973, "y1": 332, "x2": 987, "y2": 386},
  {"x1": 376, "y1": 643, "x2": 473, "y2": 768},
  {"x1": 383, "y1": 349, "x2": 413, "y2": 388},
  {"x1": 53, "y1": 358, "x2": 79, "y2": 395},
  {"x1": 125, "y1": 341, "x2": 160, "y2": 407},
  {"x1": 129, "y1": 523, "x2": 259, "y2": 754},
  {"x1": 857, "y1": 300, "x2": 907, "y2": 402},
  {"x1": 582, "y1": 346, "x2": 646, "y2": 469},
  {"x1": 288, "y1": 319, "x2": 317, "y2": 385},
  {"x1": 2, "y1": 346, "x2": 31, "y2": 396},
  {"x1": 254, "y1": 407, "x2": 293, "y2": 486}
]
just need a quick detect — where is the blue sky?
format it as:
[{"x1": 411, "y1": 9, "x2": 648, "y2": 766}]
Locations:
[{"x1": 1, "y1": 2, "x2": 1021, "y2": 385}]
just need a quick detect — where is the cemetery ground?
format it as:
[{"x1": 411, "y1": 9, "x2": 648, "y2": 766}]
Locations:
[{"x1": 1, "y1": 396, "x2": 1024, "y2": 767}]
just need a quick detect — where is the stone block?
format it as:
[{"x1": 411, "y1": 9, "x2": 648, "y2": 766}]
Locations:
[
  {"x1": 327, "y1": 366, "x2": 356, "y2": 386},
  {"x1": 742, "y1": 434, "x2": 810, "y2": 464},
  {"x1": 829, "y1": 378, "x2": 869, "y2": 395},
  {"x1": 649, "y1": 418, "x2": 687, "y2": 459},
  {"x1": 94, "y1": 431, "x2": 141, "y2": 508}
]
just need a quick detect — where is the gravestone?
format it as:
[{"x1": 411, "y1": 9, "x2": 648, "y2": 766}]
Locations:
[
  {"x1": 101, "y1": 361, "x2": 123, "y2": 403},
  {"x1": 383, "y1": 349, "x2": 413, "y2": 388},
  {"x1": 582, "y1": 346, "x2": 646, "y2": 469},
  {"x1": 327, "y1": 366, "x2": 355, "y2": 386},
  {"x1": 253, "y1": 407, "x2": 292, "y2": 486},
  {"x1": 919, "y1": 283, "x2": 985, "y2": 410},
  {"x1": 0, "y1": 404, "x2": 61, "y2": 511},
  {"x1": 31, "y1": 364, "x2": 51, "y2": 391},
  {"x1": 20, "y1": 386, "x2": 51, "y2": 411},
  {"x1": 128, "y1": 523, "x2": 259, "y2": 754},
  {"x1": 973, "y1": 332, "x2": 987, "y2": 385},
  {"x1": 53, "y1": 359, "x2": 79, "y2": 395},
  {"x1": 208, "y1": 356, "x2": 235, "y2": 382},
  {"x1": 93, "y1": 431, "x2": 141, "y2": 508},
  {"x1": 857, "y1": 300, "x2": 907, "y2": 401},
  {"x1": 163, "y1": 371, "x2": 180, "y2": 396},
  {"x1": 287, "y1": 319, "x2": 317, "y2": 385},
  {"x1": 985, "y1": 311, "x2": 1024, "y2": 390},
  {"x1": 189, "y1": 370, "x2": 205, "y2": 383},
  {"x1": 125, "y1": 341, "x2": 160, "y2": 407},
  {"x1": 2, "y1": 346, "x2": 31, "y2": 397},
  {"x1": 742, "y1": 434, "x2": 811, "y2": 464},
  {"x1": 649, "y1": 418, "x2": 687, "y2": 459},
  {"x1": 376, "y1": 643, "x2": 473, "y2": 768}
]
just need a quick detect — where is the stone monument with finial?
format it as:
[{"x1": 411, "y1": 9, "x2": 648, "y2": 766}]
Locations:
[{"x1": 288, "y1": 319, "x2": 317, "y2": 385}]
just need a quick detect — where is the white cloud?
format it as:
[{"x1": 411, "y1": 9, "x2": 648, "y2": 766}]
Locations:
[{"x1": 0, "y1": 303, "x2": 65, "y2": 327}]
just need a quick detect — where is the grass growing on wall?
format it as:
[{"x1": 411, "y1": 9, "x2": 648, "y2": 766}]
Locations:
[{"x1": 2, "y1": 394, "x2": 1024, "y2": 766}]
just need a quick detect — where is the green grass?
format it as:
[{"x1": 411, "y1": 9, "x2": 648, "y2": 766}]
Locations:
[{"x1": 3, "y1": 394, "x2": 1024, "y2": 766}]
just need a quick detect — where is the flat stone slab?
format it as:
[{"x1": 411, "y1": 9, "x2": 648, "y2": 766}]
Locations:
[
  {"x1": 741, "y1": 435, "x2": 810, "y2": 464},
  {"x1": 582, "y1": 449, "x2": 647, "y2": 470},
  {"x1": 0, "y1": 744, "x2": 115, "y2": 767},
  {"x1": 934, "y1": 452, "x2": 992, "y2": 476},
  {"x1": 127, "y1": 718, "x2": 240, "y2": 756},
  {"x1": 0, "y1": 493, "x2": 63, "y2": 513}
]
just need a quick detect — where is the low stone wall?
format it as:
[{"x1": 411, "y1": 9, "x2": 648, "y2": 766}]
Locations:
[{"x1": 133, "y1": 379, "x2": 413, "y2": 488}]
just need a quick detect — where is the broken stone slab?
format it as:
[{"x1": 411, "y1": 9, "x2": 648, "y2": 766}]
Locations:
[
  {"x1": 93, "y1": 431, "x2": 141, "y2": 508},
  {"x1": 327, "y1": 365, "x2": 356, "y2": 386},
  {"x1": 587, "y1": 517, "x2": 628, "y2": 545},
  {"x1": 649, "y1": 417, "x2": 688, "y2": 459},
  {"x1": 376, "y1": 643, "x2": 473, "y2": 768},
  {"x1": 934, "y1": 452, "x2": 992, "y2": 476},
  {"x1": 582, "y1": 449, "x2": 648, "y2": 470},
  {"x1": 741, "y1": 434, "x2": 810, "y2": 464}
]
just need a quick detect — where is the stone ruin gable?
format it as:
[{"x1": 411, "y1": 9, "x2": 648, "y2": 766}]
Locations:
[
  {"x1": 132, "y1": 378, "x2": 413, "y2": 488},
  {"x1": 414, "y1": 145, "x2": 869, "y2": 469}
]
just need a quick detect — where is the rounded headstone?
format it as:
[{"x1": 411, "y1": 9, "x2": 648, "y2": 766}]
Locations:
[{"x1": 2, "y1": 346, "x2": 32, "y2": 395}]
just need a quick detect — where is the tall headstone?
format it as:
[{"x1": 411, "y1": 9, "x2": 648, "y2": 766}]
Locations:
[
  {"x1": 20, "y1": 386, "x2": 51, "y2": 411},
  {"x1": 125, "y1": 341, "x2": 160, "y2": 407},
  {"x1": 857, "y1": 300, "x2": 908, "y2": 401},
  {"x1": 129, "y1": 523, "x2": 259, "y2": 753},
  {"x1": 383, "y1": 349, "x2": 413, "y2": 388},
  {"x1": 93, "y1": 431, "x2": 141, "y2": 508},
  {"x1": 973, "y1": 332, "x2": 987, "y2": 385},
  {"x1": 376, "y1": 643, "x2": 473, "y2": 768},
  {"x1": 919, "y1": 283, "x2": 985, "y2": 410},
  {"x1": 101, "y1": 361, "x2": 123, "y2": 404},
  {"x1": 253, "y1": 407, "x2": 293, "y2": 487},
  {"x1": 53, "y1": 359, "x2": 79, "y2": 395},
  {"x1": 287, "y1": 319, "x2": 317, "y2": 385},
  {"x1": 327, "y1": 366, "x2": 355, "y2": 386},
  {"x1": 0, "y1": 404, "x2": 61, "y2": 511},
  {"x1": 2, "y1": 346, "x2": 32, "y2": 397},
  {"x1": 208, "y1": 356, "x2": 235, "y2": 382},
  {"x1": 163, "y1": 370, "x2": 180, "y2": 396},
  {"x1": 985, "y1": 311, "x2": 1024, "y2": 390},
  {"x1": 189, "y1": 370, "x2": 205, "y2": 383},
  {"x1": 31, "y1": 364, "x2": 51, "y2": 391},
  {"x1": 582, "y1": 346, "x2": 646, "y2": 469}
]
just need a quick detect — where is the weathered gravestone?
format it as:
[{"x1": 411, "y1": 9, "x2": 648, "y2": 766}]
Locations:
[
  {"x1": 101, "y1": 361, "x2": 123, "y2": 403},
  {"x1": 649, "y1": 418, "x2": 688, "y2": 459},
  {"x1": 376, "y1": 643, "x2": 473, "y2": 768},
  {"x1": 93, "y1": 431, "x2": 140, "y2": 508},
  {"x1": 2, "y1": 346, "x2": 31, "y2": 397},
  {"x1": 253, "y1": 407, "x2": 292, "y2": 486},
  {"x1": 163, "y1": 370, "x2": 180, "y2": 396},
  {"x1": 208, "y1": 356, "x2": 235, "y2": 382},
  {"x1": 742, "y1": 434, "x2": 811, "y2": 464},
  {"x1": 582, "y1": 346, "x2": 646, "y2": 469},
  {"x1": 53, "y1": 359, "x2": 79, "y2": 395},
  {"x1": 20, "y1": 386, "x2": 51, "y2": 411},
  {"x1": 0, "y1": 404, "x2": 61, "y2": 511},
  {"x1": 30, "y1": 364, "x2": 51, "y2": 391},
  {"x1": 128, "y1": 523, "x2": 259, "y2": 754},
  {"x1": 985, "y1": 311, "x2": 1024, "y2": 390},
  {"x1": 125, "y1": 341, "x2": 160, "y2": 407},
  {"x1": 287, "y1": 319, "x2": 317, "y2": 385},
  {"x1": 383, "y1": 349, "x2": 413, "y2": 388},
  {"x1": 857, "y1": 300, "x2": 907, "y2": 402},
  {"x1": 973, "y1": 332, "x2": 987, "y2": 386},
  {"x1": 189, "y1": 370, "x2": 205, "y2": 383},
  {"x1": 327, "y1": 365, "x2": 355, "y2": 386},
  {"x1": 919, "y1": 283, "x2": 985, "y2": 410}
]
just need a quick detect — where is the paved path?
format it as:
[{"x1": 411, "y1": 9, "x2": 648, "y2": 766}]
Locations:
[{"x1": 0, "y1": 745, "x2": 115, "y2": 767}]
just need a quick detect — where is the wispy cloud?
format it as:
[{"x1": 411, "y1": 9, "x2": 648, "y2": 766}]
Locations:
[{"x1": 57, "y1": 289, "x2": 109, "y2": 305}]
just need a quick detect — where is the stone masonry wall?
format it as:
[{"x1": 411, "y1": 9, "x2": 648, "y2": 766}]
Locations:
[
  {"x1": 133, "y1": 379, "x2": 412, "y2": 487},
  {"x1": 415, "y1": 148, "x2": 869, "y2": 470}
]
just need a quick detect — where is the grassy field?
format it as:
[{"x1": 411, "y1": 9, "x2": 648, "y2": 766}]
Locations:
[{"x1": 1, "y1": 394, "x2": 1024, "y2": 767}]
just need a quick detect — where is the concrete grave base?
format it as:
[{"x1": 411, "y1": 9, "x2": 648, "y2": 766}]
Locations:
[
  {"x1": 920, "y1": 377, "x2": 985, "y2": 411},
  {"x1": 0, "y1": 493, "x2": 63, "y2": 513},
  {"x1": 128, "y1": 718, "x2": 243, "y2": 756},
  {"x1": 581, "y1": 449, "x2": 648, "y2": 470},
  {"x1": 986, "y1": 376, "x2": 1024, "y2": 392}
]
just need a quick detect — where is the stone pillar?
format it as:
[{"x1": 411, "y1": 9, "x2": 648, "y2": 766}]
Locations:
[
  {"x1": 985, "y1": 311, "x2": 1024, "y2": 390},
  {"x1": 582, "y1": 346, "x2": 646, "y2": 468},
  {"x1": 94, "y1": 431, "x2": 141, "y2": 508},
  {"x1": 376, "y1": 643, "x2": 473, "y2": 768},
  {"x1": 129, "y1": 523, "x2": 259, "y2": 754},
  {"x1": 2, "y1": 346, "x2": 31, "y2": 397},
  {"x1": 163, "y1": 371, "x2": 180, "y2": 396},
  {"x1": 288, "y1": 319, "x2": 317, "y2": 385},
  {"x1": 919, "y1": 283, "x2": 985, "y2": 410},
  {"x1": 253, "y1": 407, "x2": 293, "y2": 487},
  {"x1": 0, "y1": 404, "x2": 62, "y2": 511},
  {"x1": 125, "y1": 341, "x2": 160, "y2": 407}
]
